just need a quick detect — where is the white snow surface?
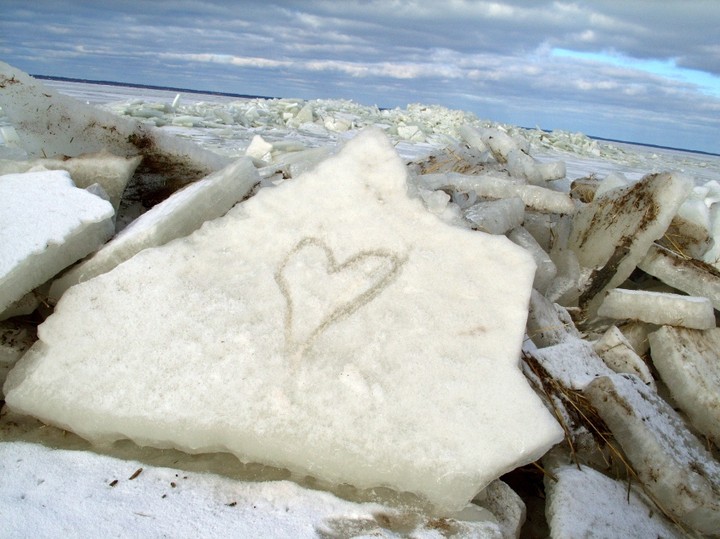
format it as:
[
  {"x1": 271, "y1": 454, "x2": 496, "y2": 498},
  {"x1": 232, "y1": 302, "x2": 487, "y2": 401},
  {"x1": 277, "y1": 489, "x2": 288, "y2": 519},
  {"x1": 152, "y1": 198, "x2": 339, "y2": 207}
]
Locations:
[
  {"x1": 545, "y1": 461, "x2": 683, "y2": 538},
  {"x1": 0, "y1": 170, "x2": 115, "y2": 313},
  {"x1": 4, "y1": 128, "x2": 563, "y2": 513},
  {"x1": 0, "y1": 441, "x2": 510, "y2": 538}
]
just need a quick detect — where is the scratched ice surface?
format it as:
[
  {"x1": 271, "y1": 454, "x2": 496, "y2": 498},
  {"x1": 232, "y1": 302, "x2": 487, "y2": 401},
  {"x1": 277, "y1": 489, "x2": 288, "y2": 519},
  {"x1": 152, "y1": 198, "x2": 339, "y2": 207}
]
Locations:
[{"x1": 4, "y1": 128, "x2": 562, "y2": 512}]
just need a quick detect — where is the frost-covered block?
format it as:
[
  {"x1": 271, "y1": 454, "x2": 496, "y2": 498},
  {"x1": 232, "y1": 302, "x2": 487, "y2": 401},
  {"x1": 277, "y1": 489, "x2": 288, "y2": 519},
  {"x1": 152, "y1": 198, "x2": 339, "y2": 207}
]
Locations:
[
  {"x1": 526, "y1": 289, "x2": 581, "y2": 348},
  {"x1": 584, "y1": 374, "x2": 720, "y2": 535},
  {"x1": 0, "y1": 62, "x2": 229, "y2": 182},
  {"x1": 508, "y1": 227, "x2": 557, "y2": 293},
  {"x1": 638, "y1": 243, "x2": 720, "y2": 311},
  {"x1": 464, "y1": 197, "x2": 524, "y2": 234},
  {"x1": 0, "y1": 170, "x2": 114, "y2": 313},
  {"x1": 49, "y1": 157, "x2": 259, "y2": 301},
  {"x1": 0, "y1": 151, "x2": 141, "y2": 211},
  {"x1": 528, "y1": 338, "x2": 614, "y2": 389},
  {"x1": 592, "y1": 326, "x2": 654, "y2": 388},
  {"x1": 5, "y1": 129, "x2": 563, "y2": 513},
  {"x1": 649, "y1": 326, "x2": 720, "y2": 446},
  {"x1": 545, "y1": 462, "x2": 683, "y2": 538},
  {"x1": 569, "y1": 172, "x2": 693, "y2": 316},
  {"x1": 598, "y1": 288, "x2": 715, "y2": 330}
]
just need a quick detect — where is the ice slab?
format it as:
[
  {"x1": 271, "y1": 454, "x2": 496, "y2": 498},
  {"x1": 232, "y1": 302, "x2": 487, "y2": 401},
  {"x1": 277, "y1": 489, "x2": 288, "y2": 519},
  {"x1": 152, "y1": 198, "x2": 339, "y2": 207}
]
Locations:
[
  {"x1": 464, "y1": 197, "x2": 524, "y2": 234},
  {"x1": 508, "y1": 227, "x2": 557, "y2": 293},
  {"x1": 569, "y1": 172, "x2": 693, "y2": 317},
  {"x1": 598, "y1": 288, "x2": 715, "y2": 330},
  {"x1": 592, "y1": 326, "x2": 654, "y2": 387},
  {"x1": 0, "y1": 151, "x2": 141, "y2": 211},
  {"x1": 4, "y1": 129, "x2": 563, "y2": 512},
  {"x1": 0, "y1": 442, "x2": 508, "y2": 538},
  {"x1": 0, "y1": 170, "x2": 115, "y2": 314},
  {"x1": 649, "y1": 326, "x2": 720, "y2": 446},
  {"x1": 526, "y1": 338, "x2": 614, "y2": 390},
  {"x1": 584, "y1": 374, "x2": 720, "y2": 535},
  {"x1": 419, "y1": 173, "x2": 576, "y2": 214},
  {"x1": 49, "y1": 157, "x2": 259, "y2": 301},
  {"x1": 638, "y1": 243, "x2": 720, "y2": 311},
  {"x1": 0, "y1": 62, "x2": 229, "y2": 185},
  {"x1": 526, "y1": 289, "x2": 581, "y2": 348},
  {"x1": 545, "y1": 461, "x2": 683, "y2": 538}
]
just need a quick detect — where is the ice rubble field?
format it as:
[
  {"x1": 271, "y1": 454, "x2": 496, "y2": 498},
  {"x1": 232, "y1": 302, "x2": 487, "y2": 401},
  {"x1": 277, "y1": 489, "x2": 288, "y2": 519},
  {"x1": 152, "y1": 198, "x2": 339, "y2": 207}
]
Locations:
[{"x1": 1, "y1": 62, "x2": 720, "y2": 537}]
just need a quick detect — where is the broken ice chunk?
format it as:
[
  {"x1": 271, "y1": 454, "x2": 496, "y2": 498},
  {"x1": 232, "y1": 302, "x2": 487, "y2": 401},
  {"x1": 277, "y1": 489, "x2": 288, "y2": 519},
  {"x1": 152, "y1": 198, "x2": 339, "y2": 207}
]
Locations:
[
  {"x1": 526, "y1": 338, "x2": 614, "y2": 389},
  {"x1": 592, "y1": 326, "x2": 654, "y2": 388},
  {"x1": 0, "y1": 151, "x2": 141, "y2": 211},
  {"x1": 545, "y1": 460, "x2": 683, "y2": 538},
  {"x1": 649, "y1": 326, "x2": 720, "y2": 446},
  {"x1": 584, "y1": 373, "x2": 720, "y2": 536},
  {"x1": 473, "y1": 480, "x2": 526, "y2": 539},
  {"x1": 464, "y1": 197, "x2": 524, "y2": 234},
  {"x1": 49, "y1": 157, "x2": 259, "y2": 301},
  {"x1": 0, "y1": 62, "x2": 229, "y2": 184},
  {"x1": 419, "y1": 173, "x2": 576, "y2": 215},
  {"x1": 598, "y1": 288, "x2": 715, "y2": 330},
  {"x1": 507, "y1": 227, "x2": 557, "y2": 293},
  {"x1": 0, "y1": 170, "x2": 115, "y2": 314},
  {"x1": 638, "y1": 243, "x2": 720, "y2": 311},
  {"x1": 5, "y1": 129, "x2": 563, "y2": 513},
  {"x1": 505, "y1": 149, "x2": 566, "y2": 185},
  {"x1": 569, "y1": 172, "x2": 693, "y2": 317},
  {"x1": 593, "y1": 171, "x2": 629, "y2": 198},
  {"x1": 526, "y1": 289, "x2": 581, "y2": 348}
]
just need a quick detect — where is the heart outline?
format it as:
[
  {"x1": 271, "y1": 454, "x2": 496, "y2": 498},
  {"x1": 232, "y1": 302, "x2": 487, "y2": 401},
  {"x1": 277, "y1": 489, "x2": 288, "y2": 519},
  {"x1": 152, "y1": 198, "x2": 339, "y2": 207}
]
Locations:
[{"x1": 274, "y1": 237, "x2": 406, "y2": 358}]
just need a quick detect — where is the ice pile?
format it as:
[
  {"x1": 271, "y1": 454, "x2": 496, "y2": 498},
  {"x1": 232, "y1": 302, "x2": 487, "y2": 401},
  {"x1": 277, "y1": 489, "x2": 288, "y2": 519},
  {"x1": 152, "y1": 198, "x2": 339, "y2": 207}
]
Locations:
[{"x1": 1, "y1": 64, "x2": 720, "y2": 536}]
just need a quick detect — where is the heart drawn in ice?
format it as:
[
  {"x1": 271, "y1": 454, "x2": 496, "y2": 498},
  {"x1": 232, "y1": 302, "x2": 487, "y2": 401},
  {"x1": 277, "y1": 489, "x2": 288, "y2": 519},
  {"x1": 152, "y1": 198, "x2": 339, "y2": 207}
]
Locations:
[{"x1": 275, "y1": 237, "x2": 406, "y2": 358}]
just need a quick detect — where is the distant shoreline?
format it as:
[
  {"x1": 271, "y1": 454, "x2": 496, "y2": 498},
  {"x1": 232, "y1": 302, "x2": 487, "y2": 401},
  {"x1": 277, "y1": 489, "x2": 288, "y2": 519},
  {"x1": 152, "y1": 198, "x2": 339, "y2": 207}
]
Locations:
[{"x1": 33, "y1": 74, "x2": 719, "y2": 158}]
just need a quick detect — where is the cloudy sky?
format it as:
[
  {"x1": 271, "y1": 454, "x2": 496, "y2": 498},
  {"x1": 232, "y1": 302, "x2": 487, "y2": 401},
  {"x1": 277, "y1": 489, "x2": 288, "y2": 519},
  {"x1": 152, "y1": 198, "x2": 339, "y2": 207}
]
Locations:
[{"x1": 2, "y1": 1, "x2": 719, "y2": 153}]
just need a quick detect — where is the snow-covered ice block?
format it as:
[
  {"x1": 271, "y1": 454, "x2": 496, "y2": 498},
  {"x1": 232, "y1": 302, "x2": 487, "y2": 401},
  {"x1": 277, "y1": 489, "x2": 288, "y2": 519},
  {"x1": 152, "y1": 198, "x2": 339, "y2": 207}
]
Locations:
[
  {"x1": 545, "y1": 461, "x2": 683, "y2": 538},
  {"x1": 598, "y1": 288, "x2": 715, "y2": 330},
  {"x1": 49, "y1": 157, "x2": 259, "y2": 301},
  {"x1": 0, "y1": 62, "x2": 229, "y2": 184},
  {"x1": 508, "y1": 227, "x2": 557, "y2": 293},
  {"x1": 649, "y1": 326, "x2": 720, "y2": 446},
  {"x1": 0, "y1": 151, "x2": 141, "y2": 211},
  {"x1": 458, "y1": 124, "x2": 490, "y2": 153},
  {"x1": 527, "y1": 338, "x2": 614, "y2": 390},
  {"x1": 569, "y1": 172, "x2": 693, "y2": 316},
  {"x1": 584, "y1": 373, "x2": 720, "y2": 535},
  {"x1": 5, "y1": 129, "x2": 563, "y2": 513},
  {"x1": 592, "y1": 326, "x2": 654, "y2": 388},
  {"x1": 0, "y1": 170, "x2": 115, "y2": 314},
  {"x1": 464, "y1": 197, "x2": 524, "y2": 234},
  {"x1": 244, "y1": 134, "x2": 273, "y2": 162},
  {"x1": 0, "y1": 442, "x2": 508, "y2": 538},
  {"x1": 703, "y1": 202, "x2": 720, "y2": 269},
  {"x1": 638, "y1": 243, "x2": 720, "y2": 311}
]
